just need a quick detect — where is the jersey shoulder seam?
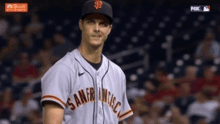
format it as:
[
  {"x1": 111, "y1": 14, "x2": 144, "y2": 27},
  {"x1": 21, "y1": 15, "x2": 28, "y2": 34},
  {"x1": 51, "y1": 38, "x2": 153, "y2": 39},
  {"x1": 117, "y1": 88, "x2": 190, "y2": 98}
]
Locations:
[
  {"x1": 55, "y1": 60, "x2": 77, "y2": 74},
  {"x1": 53, "y1": 61, "x2": 77, "y2": 95}
]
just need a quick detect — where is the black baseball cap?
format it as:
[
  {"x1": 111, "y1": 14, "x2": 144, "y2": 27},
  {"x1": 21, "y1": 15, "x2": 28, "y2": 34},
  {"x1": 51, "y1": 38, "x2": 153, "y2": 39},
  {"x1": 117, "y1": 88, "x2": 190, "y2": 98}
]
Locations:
[{"x1": 81, "y1": 0, "x2": 113, "y2": 24}]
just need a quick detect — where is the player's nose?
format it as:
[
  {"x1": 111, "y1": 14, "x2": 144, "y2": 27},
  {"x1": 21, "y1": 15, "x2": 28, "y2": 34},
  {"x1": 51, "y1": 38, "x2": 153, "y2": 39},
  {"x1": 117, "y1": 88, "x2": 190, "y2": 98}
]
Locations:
[{"x1": 93, "y1": 23, "x2": 100, "y2": 32}]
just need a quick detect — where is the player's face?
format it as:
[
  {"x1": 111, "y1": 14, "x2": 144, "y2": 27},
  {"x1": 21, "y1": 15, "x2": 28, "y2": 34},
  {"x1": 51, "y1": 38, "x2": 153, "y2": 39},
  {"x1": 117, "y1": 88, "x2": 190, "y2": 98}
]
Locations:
[{"x1": 79, "y1": 14, "x2": 112, "y2": 48}]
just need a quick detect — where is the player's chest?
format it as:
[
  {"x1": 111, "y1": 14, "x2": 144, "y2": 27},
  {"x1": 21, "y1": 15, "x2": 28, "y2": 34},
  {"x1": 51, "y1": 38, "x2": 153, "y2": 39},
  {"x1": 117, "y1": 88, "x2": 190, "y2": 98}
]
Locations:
[
  {"x1": 72, "y1": 73, "x2": 121, "y2": 95},
  {"x1": 67, "y1": 73, "x2": 122, "y2": 112}
]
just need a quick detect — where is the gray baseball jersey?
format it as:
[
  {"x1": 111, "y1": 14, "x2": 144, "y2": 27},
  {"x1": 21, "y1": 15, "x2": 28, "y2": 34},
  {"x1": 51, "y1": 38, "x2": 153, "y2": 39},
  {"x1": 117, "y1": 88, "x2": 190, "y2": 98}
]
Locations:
[{"x1": 41, "y1": 49, "x2": 133, "y2": 124}]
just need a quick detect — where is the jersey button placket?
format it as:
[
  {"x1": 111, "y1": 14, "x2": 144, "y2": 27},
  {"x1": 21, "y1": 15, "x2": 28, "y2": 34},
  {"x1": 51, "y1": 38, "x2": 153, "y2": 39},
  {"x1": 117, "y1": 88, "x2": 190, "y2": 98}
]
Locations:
[
  {"x1": 97, "y1": 77, "x2": 102, "y2": 112},
  {"x1": 97, "y1": 77, "x2": 101, "y2": 85},
  {"x1": 97, "y1": 77, "x2": 103, "y2": 124},
  {"x1": 99, "y1": 106, "x2": 102, "y2": 113},
  {"x1": 97, "y1": 104, "x2": 103, "y2": 124}
]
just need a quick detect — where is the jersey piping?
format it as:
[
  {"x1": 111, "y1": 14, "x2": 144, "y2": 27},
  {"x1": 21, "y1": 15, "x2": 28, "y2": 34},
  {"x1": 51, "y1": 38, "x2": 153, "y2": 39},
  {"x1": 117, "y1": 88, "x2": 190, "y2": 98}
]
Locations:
[
  {"x1": 75, "y1": 58, "x2": 96, "y2": 124},
  {"x1": 101, "y1": 60, "x2": 109, "y2": 124},
  {"x1": 119, "y1": 109, "x2": 133, "y2": 121},
  {"x1": 41, "y1": 94, "x2": 67, "y2": 108}
]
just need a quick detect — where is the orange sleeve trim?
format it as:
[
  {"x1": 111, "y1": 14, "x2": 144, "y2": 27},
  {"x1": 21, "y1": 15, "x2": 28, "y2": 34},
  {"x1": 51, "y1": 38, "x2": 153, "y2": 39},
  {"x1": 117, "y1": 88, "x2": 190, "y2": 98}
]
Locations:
[
  {"x1": 119, "y1": 109, "x2": 133, "y2": 119},
  {"x1": 41, "y1": 95, "x2": 66, "y2": 108}
]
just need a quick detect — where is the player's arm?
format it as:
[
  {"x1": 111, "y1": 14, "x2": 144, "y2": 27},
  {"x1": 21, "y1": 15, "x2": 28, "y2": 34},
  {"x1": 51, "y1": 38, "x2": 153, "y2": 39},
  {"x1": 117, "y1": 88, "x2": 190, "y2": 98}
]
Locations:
[
  {"x1": 41, "y1": 64, "x2": 73, "y2": 124},
  {"x1": 43, "y1": 101, "x2": 64, "y2": 124},
  {"x1": 118, "y1": 72, "x2": 133, "y2": 121}
]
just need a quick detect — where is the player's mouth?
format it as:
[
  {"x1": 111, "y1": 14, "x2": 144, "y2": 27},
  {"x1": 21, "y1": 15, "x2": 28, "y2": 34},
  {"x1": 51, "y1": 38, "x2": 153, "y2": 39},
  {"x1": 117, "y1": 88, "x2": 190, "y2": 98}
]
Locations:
[
  {"x1": 91, "y1": 35, "x2": 102, "y2": 40},
  {"x1": 92, "y1": 35, "x2": 102, "y2": 38}
]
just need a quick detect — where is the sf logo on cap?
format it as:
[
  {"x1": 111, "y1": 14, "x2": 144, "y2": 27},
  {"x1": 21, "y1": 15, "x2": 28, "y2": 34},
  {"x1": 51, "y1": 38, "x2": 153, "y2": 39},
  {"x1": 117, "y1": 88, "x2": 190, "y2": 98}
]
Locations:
[{"x1": 94, "y1": 0, "x2": 103, "y2": 10}]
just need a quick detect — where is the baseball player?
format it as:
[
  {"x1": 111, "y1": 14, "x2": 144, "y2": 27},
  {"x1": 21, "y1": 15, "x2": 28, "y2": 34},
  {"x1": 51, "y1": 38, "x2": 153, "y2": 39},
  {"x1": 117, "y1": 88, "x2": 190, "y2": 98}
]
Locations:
[{"x1": 41, "y1": 0, "x2": 133, "y2": 124}]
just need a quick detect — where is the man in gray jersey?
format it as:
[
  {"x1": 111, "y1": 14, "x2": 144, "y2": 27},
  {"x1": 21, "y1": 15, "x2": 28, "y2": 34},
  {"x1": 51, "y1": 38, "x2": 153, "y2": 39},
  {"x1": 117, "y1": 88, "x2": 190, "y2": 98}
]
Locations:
[{"x1": 41, "y1": 0, "x2": 133, "y2": 124}]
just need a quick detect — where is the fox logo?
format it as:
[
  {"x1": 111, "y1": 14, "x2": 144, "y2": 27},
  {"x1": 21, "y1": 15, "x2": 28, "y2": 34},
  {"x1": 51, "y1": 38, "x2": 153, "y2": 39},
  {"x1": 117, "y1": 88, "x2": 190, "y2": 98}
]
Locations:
[{"x1": 190, "y1": 6, "x2": 202, "y2": 11}]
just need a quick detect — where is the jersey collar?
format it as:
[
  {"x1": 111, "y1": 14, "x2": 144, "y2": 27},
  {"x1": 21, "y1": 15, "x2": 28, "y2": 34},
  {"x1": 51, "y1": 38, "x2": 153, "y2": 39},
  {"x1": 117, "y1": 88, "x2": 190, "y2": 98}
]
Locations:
[{"x1": 74, "y1": 49, "x2": 109, "y2": 78}]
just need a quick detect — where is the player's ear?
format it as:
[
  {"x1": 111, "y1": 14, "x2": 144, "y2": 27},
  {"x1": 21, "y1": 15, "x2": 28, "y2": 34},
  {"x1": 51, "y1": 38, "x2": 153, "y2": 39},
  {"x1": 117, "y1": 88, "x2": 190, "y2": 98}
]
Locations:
[{"x1": 79, "y1": 19, "x2": 83, "y2": 31}]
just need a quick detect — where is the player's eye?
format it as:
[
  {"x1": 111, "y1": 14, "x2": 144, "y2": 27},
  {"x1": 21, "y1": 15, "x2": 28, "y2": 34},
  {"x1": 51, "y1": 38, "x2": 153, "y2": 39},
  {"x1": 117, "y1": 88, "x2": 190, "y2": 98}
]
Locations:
[
  {"x1": 87, "y1": 20, "x2": 95, "y2": 24},
  {"x1": 100, "y1": 23, "x2": 108, "y2": 27}
]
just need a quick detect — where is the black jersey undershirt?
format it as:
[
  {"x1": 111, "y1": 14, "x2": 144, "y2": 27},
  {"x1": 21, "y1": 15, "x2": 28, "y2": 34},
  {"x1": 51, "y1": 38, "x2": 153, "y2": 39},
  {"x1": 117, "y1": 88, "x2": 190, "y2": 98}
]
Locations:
[{"x1": 83, "y1": 56, "x2": 102, "y2": 70}]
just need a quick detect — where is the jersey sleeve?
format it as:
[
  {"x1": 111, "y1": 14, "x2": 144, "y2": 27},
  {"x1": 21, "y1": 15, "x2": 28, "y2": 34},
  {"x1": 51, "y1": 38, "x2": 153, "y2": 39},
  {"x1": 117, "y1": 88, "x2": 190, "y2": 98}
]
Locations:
[
  {"x1": 41, "y1": 64, "x2": 72, "y2": 109},
  {"x1": 119, "y1": 73, "x2": 133, "y2": 121}
]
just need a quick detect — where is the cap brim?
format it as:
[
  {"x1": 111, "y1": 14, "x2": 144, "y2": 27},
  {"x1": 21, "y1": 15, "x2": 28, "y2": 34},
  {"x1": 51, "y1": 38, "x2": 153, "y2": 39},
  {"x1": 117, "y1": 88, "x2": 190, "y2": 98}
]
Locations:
[{"x1": 81, "y1": 13, "x2": 112, "y2": 24}]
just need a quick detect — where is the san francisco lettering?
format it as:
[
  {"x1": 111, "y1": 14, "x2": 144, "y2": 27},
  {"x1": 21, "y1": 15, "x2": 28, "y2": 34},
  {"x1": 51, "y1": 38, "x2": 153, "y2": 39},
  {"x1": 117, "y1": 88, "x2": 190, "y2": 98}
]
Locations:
[{"x1": 67, "y1": 87, "x2": 121, "y2": 116}]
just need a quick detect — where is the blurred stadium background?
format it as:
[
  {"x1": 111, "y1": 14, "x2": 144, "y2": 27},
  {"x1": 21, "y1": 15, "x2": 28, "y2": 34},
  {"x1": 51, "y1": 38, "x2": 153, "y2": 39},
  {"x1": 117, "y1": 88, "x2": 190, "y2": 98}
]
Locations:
[{"x1": 0, "y1": 0, "x2": 220, "y2": 124}]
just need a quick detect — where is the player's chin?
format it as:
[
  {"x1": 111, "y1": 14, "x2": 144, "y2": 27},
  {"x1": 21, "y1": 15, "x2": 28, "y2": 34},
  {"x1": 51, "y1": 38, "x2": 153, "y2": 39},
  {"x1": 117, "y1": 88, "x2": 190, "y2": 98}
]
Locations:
[{"x1": 90, "y1": 40, "x2": 104, "y2": 47}]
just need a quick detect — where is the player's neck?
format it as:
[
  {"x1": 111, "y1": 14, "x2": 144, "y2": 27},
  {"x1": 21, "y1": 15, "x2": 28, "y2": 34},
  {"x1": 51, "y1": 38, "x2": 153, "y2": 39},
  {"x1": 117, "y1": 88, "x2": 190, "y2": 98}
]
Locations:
[{"x1": 78, "y1": 44, "x2": 102, "y2": 64}]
